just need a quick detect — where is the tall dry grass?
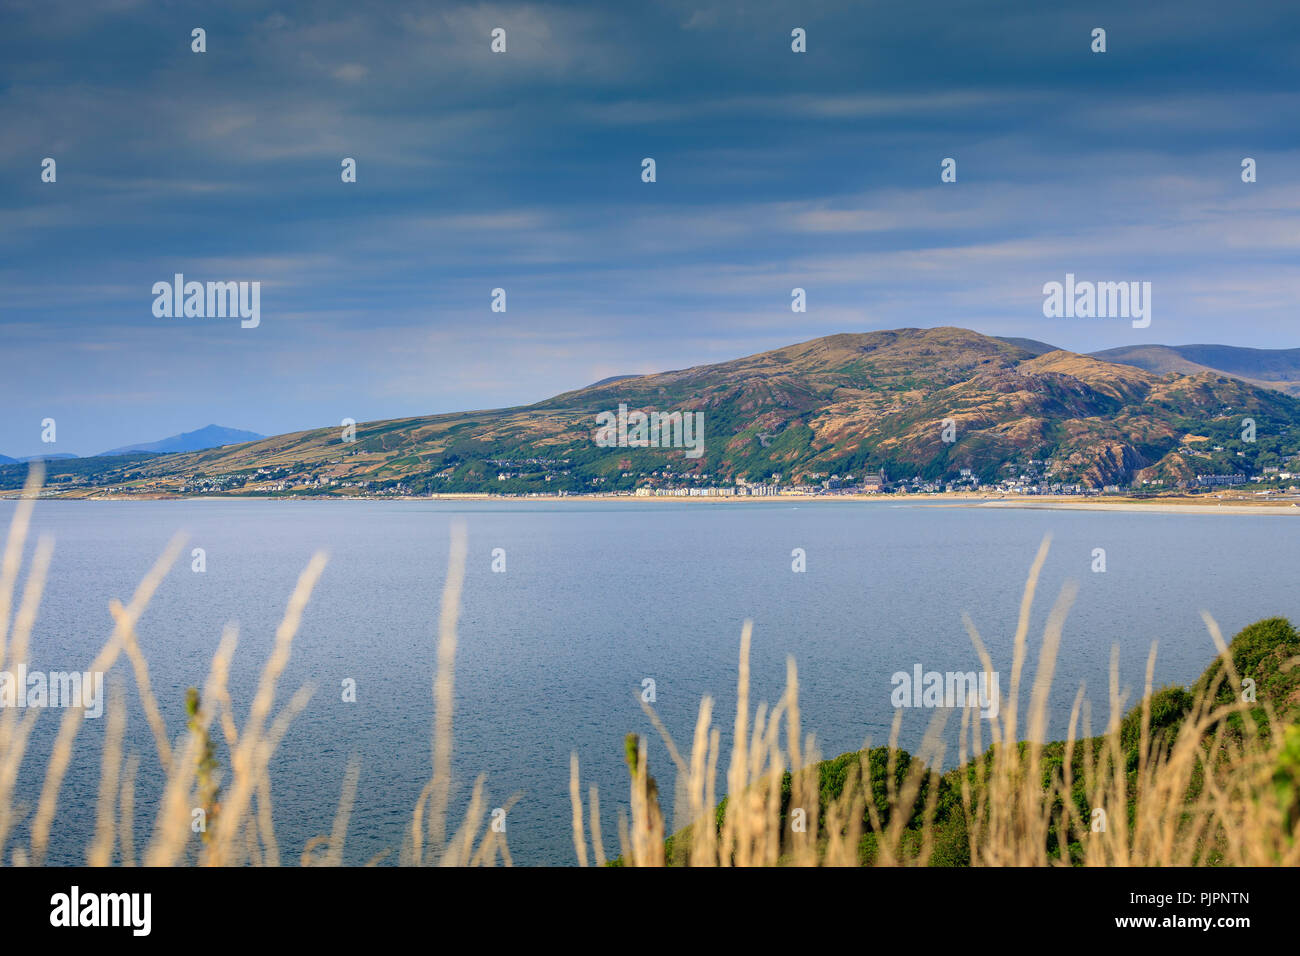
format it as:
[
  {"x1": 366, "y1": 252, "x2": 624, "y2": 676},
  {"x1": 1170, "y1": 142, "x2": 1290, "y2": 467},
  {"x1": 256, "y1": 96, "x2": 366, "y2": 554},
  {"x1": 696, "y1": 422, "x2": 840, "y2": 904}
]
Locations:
[
  {"x1": 0, "y1": 464, "x2": 506, "y2": 867},
  {"x1": 589, "y1": 535, "x2": 1300, "y2": 866},
  {"x1": 1, "y1": 464, "x2": 1297, "y2": 866}
]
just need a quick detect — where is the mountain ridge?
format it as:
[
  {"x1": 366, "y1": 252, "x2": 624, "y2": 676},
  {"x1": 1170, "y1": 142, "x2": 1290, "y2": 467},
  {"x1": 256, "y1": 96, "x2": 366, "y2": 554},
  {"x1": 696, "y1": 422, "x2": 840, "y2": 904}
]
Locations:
[
  {"x1": 1090, "y1": 344, "x2": 1300, "y2": 397},
  {"x1": 11, "y1": 327, "x2": 1296, "y2": 496}
]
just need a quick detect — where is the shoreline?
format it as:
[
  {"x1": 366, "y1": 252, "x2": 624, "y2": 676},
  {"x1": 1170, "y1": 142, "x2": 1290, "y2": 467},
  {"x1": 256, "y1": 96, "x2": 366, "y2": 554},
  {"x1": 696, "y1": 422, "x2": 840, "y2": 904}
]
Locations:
[{"x1": 5, "y1": 491, "x2": 1300, "y2": 515}]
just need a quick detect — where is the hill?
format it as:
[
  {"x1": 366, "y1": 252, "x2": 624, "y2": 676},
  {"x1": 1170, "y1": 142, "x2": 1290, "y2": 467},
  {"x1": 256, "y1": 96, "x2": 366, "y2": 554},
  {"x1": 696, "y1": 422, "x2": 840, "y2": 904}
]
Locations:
[
  {"x1": 1093, "y1": 344, "x2": 1300, "y2": 398},
  {"x1": 9, "y1": 327, "x2": 1300, "y2": 495}
]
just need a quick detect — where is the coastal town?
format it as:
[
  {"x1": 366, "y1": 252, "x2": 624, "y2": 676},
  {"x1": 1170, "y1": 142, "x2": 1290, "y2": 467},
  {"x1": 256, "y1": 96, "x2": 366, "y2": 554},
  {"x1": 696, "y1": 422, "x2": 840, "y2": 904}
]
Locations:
[{"x1": 14, "y1": 454, "x2": 1300, "y2": 503}]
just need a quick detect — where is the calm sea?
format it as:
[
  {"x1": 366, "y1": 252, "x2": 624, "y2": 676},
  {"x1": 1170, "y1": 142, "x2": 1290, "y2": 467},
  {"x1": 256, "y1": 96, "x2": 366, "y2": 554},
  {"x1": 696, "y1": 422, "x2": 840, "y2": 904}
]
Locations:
[{"x1": 2, "y1": 498, "x2": 1297, "y2": 865}]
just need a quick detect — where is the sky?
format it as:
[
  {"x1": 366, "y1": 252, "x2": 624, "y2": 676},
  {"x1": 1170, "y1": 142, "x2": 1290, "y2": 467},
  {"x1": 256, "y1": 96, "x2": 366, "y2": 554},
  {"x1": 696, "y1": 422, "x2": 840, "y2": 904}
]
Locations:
[{"x1": 1, "y1": 0, "x2": 1298, "y2": 457}]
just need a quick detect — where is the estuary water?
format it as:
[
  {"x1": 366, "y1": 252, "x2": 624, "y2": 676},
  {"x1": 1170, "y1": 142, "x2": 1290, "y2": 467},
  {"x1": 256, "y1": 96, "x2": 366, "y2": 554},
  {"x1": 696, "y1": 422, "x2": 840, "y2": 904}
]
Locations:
[{"x1": 2, "y1": 498, "x2": 1297, "y2": 865}]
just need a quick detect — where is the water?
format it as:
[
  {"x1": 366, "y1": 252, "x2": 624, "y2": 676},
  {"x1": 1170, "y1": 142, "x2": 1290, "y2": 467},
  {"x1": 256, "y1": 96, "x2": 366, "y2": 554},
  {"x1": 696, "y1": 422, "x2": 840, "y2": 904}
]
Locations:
[{"x1": 2, "y1": 498, "x2": 1297, "y2": 865}]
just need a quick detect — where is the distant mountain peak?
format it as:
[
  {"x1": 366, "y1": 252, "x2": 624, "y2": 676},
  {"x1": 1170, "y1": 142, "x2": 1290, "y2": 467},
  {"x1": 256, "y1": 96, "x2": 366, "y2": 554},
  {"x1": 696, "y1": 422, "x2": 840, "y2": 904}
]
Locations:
[{"x1": 97, "y1": 424, "x2": 264, "y2": 458}]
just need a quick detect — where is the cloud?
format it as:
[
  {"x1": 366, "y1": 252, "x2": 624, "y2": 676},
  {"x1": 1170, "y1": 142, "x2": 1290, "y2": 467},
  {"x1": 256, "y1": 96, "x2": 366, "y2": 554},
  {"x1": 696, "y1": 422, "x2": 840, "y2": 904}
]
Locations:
[{"x1": 2, "y1": 0, "x2": 1298, "y2": 455}]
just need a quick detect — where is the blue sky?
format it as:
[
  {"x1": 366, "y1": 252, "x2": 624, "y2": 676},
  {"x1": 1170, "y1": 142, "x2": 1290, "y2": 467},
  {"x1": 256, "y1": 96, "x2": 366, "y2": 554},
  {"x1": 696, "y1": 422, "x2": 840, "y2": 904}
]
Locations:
[{"x1": 2, "y1": 0, "x2": 1297, "y2": 457}]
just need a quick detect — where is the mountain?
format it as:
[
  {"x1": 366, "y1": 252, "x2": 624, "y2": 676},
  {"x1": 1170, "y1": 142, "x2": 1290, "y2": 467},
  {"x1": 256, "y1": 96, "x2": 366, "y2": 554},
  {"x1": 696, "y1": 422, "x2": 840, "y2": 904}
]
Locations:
[
  {"x1": 1091, "y1": 344, "x2": 1300, "y2": 398},
  {"x1": 51, "y1": 327, "x2": 1295, "y2": 495},
  {"x1": 994, "y1": 336, "x2": 1061, "y2": 357},
  {"x1": 989, "y1": 339, "x2": 1300, "y2": 396},
  {"x1": 0, "y1": 455, "x2": 15, "y2": 465},
  {"x1": 97, "y1": 425, "x2": 265, "y2": 457}
]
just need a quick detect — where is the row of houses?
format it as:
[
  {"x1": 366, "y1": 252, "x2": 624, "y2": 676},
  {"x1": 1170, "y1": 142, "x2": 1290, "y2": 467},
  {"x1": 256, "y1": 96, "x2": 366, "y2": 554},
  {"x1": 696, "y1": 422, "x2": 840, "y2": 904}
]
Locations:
[
  {"x1": 1193, "y1": 474, "x2": 1248, "y2": 487},
  {"x1": 634, "y1": 484, "x2": 782, "y2": 497}
]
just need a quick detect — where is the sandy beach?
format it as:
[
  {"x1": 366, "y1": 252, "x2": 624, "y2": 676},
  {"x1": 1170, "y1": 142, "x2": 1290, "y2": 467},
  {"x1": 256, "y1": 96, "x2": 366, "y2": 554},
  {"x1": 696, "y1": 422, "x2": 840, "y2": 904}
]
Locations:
[{"x1": 10, "y1": 489, "x2": 1300, "y2": 515}]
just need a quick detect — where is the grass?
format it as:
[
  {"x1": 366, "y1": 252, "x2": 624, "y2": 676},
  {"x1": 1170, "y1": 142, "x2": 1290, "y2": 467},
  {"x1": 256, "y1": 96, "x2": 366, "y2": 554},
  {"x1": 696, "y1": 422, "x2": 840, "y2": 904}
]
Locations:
[{"x1": 2, "y1": 461, "x2": 1297, "y2": 866}]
